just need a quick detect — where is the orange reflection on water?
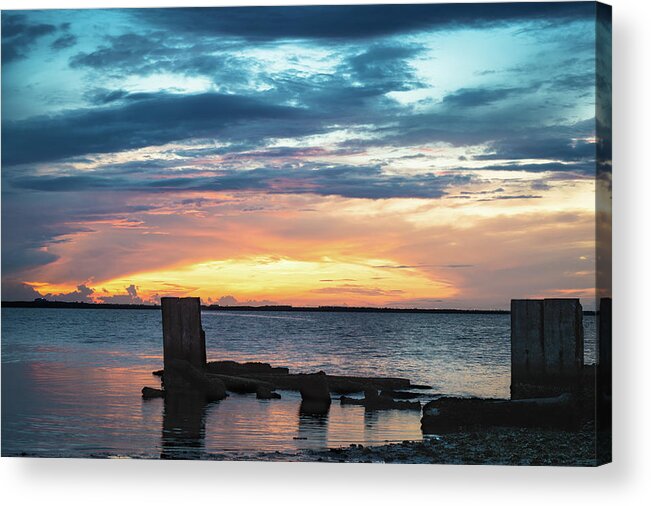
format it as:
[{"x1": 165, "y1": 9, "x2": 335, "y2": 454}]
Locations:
[{"x1": 5, "y1": 359, "x2": 423, "y2": 457}]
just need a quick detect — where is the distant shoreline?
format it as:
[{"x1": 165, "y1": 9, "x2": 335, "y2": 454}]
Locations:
[{"x1": 0, "y1": 300, "x2": 597, "y2": 315}]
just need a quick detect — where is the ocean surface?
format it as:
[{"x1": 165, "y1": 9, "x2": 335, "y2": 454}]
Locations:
[{"x1": 1, "y1": 307, "x2": 596, "y2": 459}]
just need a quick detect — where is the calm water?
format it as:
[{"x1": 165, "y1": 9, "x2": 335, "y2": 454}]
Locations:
[{"x1": 1, "y1": 308, "x2": 596, "y2": 459}]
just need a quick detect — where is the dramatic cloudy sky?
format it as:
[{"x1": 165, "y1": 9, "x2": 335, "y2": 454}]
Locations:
[{"x1": 1, "y1": 3, "x2": 610, "y2": 309}]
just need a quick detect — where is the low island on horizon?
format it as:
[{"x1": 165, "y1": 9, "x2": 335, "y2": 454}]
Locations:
[
  {"x1": 2, "y1": 298, "x2": 600, "y2": 315},
  {"x1": 1, "y1": 298, "x2": 519, "y2": 314}
]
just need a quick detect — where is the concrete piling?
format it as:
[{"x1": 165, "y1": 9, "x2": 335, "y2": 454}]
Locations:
[
  {"x1": 511, "y1": 298, "x2": 584, "y2": 399},
  {"x1": 511, "y1": 300, "x2": 545, "y2": 383},
  {"x1": 161, "y1": 297, "x2": 206, "y2": 371},
  {"x1": 541, "y1": 299, "x2": 584, "y2": 380}
]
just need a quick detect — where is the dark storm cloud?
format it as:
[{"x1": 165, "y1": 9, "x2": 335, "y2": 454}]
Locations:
[
  {"x1": 14, "y1": 15, "x2": 596, "y2": 170},
  {"x1": 2, "y1": 92, "x2": 310, "y2": 166},
  {"x1": 138, "y1": 3, "x2": 594, "y2": 40},
  {"x1": 69, "y1": 32, "x2": 230, "y2": 75},
  {"x1": 341, "y1": 108, "x2": 597, "y2": 167},
  {"x1": 1, "y1": 245, "x2": 59, "y2": 277},
  {"x1": 467, "y1": 161, "x2": 595, "y2": 175},
  {"x1": 69, "y1": 32, "x2": 166, "y2": 71},
  {"x1": 266, "y1": 72, "x2": 397, "y2": 116},
  {"x1": 5, "y1": 38, "x2": 432, "y2": 167},
  {"x1": 70, "y1": 31, "x2": 250, "y2": 86},
  {"x1": 0, "y1": 184, "x2": 163, "y2": 276},
  {"x1": 1, "y1": 14, "x2": 57, "y2": 63},
  {"x1": 9, "y1": 162, "x2": 472, "y2": 200},
  {"x1": 550, "y1": 71, "x2": 595, "y2": 93},
  {"x1": 10, "y1": 175, "x2": 118, "y2": 192},
  {"x1": 85, "y1": 88, "x2": 131, "y2": 105},
  {"x1": 442, "y1": 87, "x2": 524, "y2": 107},
  {"x1": 1, "y1": 196, "x2": 90, "y2": 275},
  {"x1": 263, "y1": 45, "x2": 419, "y2": 113},
  {"x1": 347, "y1": 44, "x2": 424, "y2": 91},
  {"x1": 476, "y1": 137, "x2": 596, "y2": 162},
  {"x1": 51, "y1": 33, "x2": 77, "y2": 50},
  {"x1": 84, "y1": 89, "x2": 171, "y2": 106},
  {"x1": 1, "y1": 281, "x2": 43, "y2": 301},
  {"x1": 69, "y1": 36, "x2": 425, "y2": 117}
]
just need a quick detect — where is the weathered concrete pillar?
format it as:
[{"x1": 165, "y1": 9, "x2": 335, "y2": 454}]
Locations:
[
  {"x1": 542, "y1": 299, "x2": 584, "y2": 380},
  {"x1": 511, "y1": 300, "x2": 545, "y2": 383},
  {"x1": 511, "y1": 298, "x2": 584, "y2": 399},
  {"x1": 161, "y1": 297, "x2": 206, "y2": 371}
]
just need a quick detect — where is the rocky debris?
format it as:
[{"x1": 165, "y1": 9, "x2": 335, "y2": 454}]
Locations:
[
  {"x1": 206, "y1": 360, "x2": 420, "y2": 394},
  {"x1": 303, "y1": 424, "x2": 605, "y2": 466},
  {"x1": 340, "y1": 389, "x2": 421, "y2": 411},
  {"x1": 299, "y1": 372, "x2": 331, "y2": 404},
  {"x1": 421, "y1": 393, "x2": 579, "y2": 433},
  {"x1": 324, "y1": 378, "x2": 367, "y2": 394},
  {"x1": 210, "y1": 373, "x2": 275, "y2": 395},
  {"x1": 141, "y1": 386, "x2": 165, "y2": 399},
  {"x1": 256, "y1": 386, "x2": 282, "y2": 400},
  {"x1": 206, "y1": 360, "x2": 289, "y2": 376},
  {"x1": 163, "y1": 359, "x2": 227, "y2": 402},
  {"x1": 151, "y1": 360, "x2": 426, "y2": 404},
  {"x1": 380, "y1": 389, "x2": 422, "y2": 399},
  {"x1": 327, "y1": 376, "x2": 419, "y2": 394}
]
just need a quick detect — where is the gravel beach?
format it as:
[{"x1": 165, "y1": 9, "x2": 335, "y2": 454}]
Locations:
[{"x1": 300, "y1": 424, "x2": 610, "y2": 466}]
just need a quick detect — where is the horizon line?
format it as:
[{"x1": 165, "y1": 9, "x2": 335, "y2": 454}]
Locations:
[{"x1": 1, "y1": 299, "x2": 601, "y2": 314}]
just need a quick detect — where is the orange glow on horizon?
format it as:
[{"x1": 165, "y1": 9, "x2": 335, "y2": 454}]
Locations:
[
  {"x1": 29, "y1": 254, "x2": 458, "y2": 307},
  {"x1": 19, "y1": 174, "x2": 599, "y2": 309}
]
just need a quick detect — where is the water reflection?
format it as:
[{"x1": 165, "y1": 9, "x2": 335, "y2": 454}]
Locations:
[
  {"x1": 299, "y1": 400, "x2": 331, "y2": 417},
  {"x1": 7, "y1": 308, "x2": 557, "y2": 457},
  {"x1": 363, "y1": 409, "x2": 380, "y2": 429},
  {"x1": 297, "y1": 401, "x2": 330, "y2": 448},
  {"x1": 160, "y1": 391, "x2": 207, "y2": 459},
  {"x1": 2, "y1": 356, "x2": 423, "y2": 457}
]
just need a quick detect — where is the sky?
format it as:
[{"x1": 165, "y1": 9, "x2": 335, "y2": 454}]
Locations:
[{"x1": 1, "y1": 3, "x2": 611, "y2": 309}]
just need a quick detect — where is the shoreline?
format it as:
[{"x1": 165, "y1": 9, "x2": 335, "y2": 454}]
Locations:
[
  {"x1": 301, "y1": 426, "x2": 608, "y2": 466},
  {"x1": 5, "y1": 426, "x2": 607, "y2": 466}
]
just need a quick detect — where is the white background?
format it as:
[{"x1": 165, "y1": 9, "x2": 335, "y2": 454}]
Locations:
[{"x1": 0, "y1": 0, "x2": 649, "y2": 504}]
